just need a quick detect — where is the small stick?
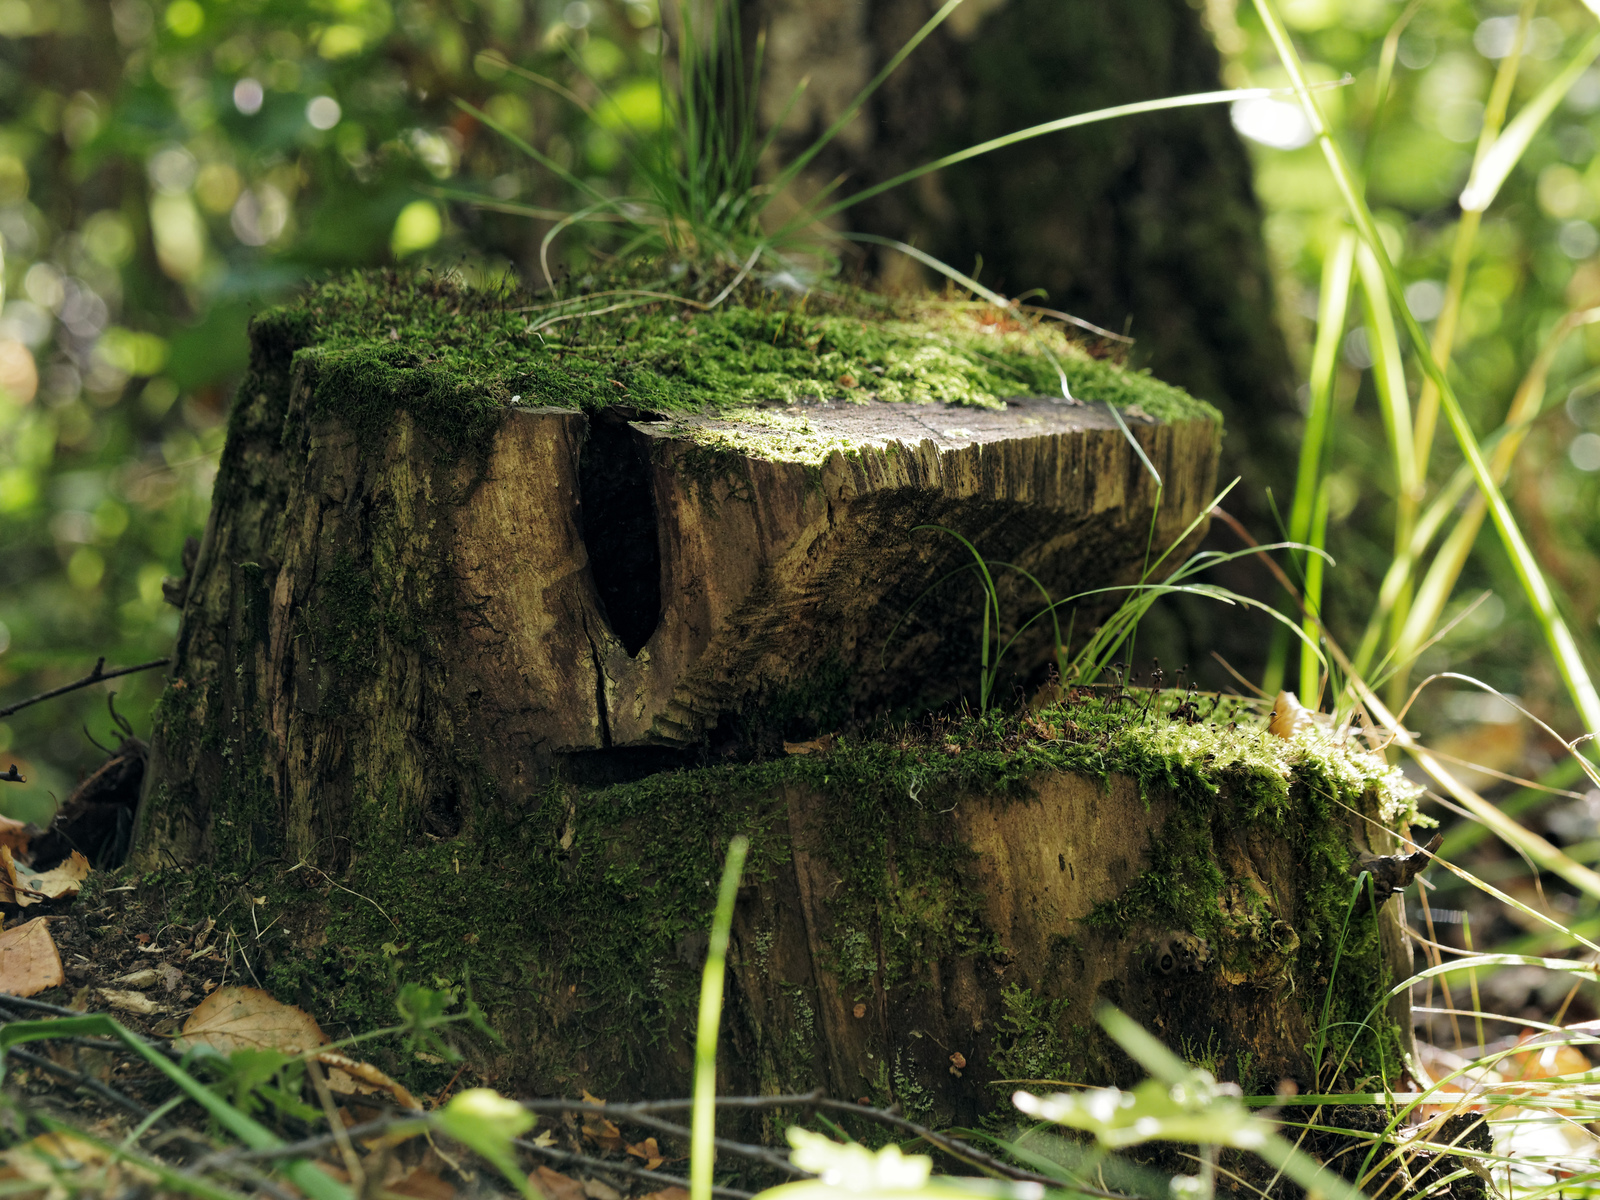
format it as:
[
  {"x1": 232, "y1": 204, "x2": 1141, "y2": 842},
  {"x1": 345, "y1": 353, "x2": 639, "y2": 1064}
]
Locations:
[
  {"x1": 0, "y1": 657, "x2": 170, "y2": 719},
  {"x1": 5, "y1": 1046, "x2": 152, "y2": 1121}
]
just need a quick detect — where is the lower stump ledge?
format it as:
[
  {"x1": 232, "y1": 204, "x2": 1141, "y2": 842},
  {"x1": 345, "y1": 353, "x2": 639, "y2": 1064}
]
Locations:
[{"x1": 151, "y1": 702, "x2": 1424, "y2": 1124}]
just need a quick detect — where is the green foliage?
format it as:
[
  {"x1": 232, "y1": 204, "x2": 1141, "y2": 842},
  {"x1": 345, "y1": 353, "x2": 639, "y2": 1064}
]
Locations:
[{"x1": 989, "y1": 983, "x2": 1074, "y2": 1087}]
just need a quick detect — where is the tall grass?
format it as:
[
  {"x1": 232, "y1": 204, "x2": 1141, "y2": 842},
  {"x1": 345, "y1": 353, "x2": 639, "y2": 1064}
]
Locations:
[
  {"x1": 1251, "y1": 0, "x2": 1600, "y2": 740},
  {"x1": 459, "y1": 0, "x2": 1351, "y2": 305}
]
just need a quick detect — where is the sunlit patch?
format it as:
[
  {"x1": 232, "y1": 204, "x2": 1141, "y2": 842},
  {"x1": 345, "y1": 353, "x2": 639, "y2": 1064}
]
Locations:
[{"x1": 1229, "y1": 97, "x2": 1314, "y2": 151}]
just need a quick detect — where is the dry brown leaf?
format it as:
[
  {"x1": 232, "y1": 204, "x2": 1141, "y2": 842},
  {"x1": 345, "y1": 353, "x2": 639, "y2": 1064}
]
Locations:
[
  {"x1": 1268, "y1": 691, "x2": 1316, "y2": 740},
  {"x1": 0, "y1": 848, "x2": 91, "y2": 909},
  {"x1": 319, "y1": 1049, "x2": 422, "y2": 1110},
  {"x1": 97, "y1": 989, "x2": 166, "y2": 1015},
  {"x1": 782, "y1": 734, "x2": 834, "y2": 756},
  {"x1": 581, "y1": 1115, "x2": 625, "y2": 1154},
  {"x1": 19, "y1": 852, "x2": 89, "y2": 905},
  {"x1": 582, "y1": 1178, "x2": 622, "y2": 1200},
  {"x1": 532, "y1": 1167, "x2": 587, "y2": 1200},
  {"x1": 625, "y1": 1137, "x2": 668, "y2": 1170},
  {"x1": 180, "y1": 985, "x2": 327, "y2": 1055},
  {"x1": 0, "y1": 815, "x2": 33, "y2": 859},
  {"x1": 0, "y1": 846, "x2": 33, "y2": 906},
  {"x1": 0, "y1": 917, "x2": 64, "y2": 996},
  {"x1": 112, "y1": 968, "x2": 159, "y2": 988},
  {"x1": 0, "y1": 1130, "x2": 156, "y2": 1193}
]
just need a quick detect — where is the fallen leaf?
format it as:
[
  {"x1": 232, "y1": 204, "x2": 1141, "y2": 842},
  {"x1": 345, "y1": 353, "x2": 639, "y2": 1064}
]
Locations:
[
  {"x1": 156, "y1": 963, "x2": 184, "y2": 993},
  {"x1": 0, "y1": 1131, "x2": 157, "y2": 1193},
  {"x1": 180, "y1": 986, "x2": 326, "y2": 1055},
  {"x1": 583, "y1": 1178, "x2": 622, "y2": 1200},
  {"x1": 529, "y1": 1129, "x2": 557, "y2": 1149},
  {"x1": 533, "y1": 1166, "x2": 587, "y2": 1200},
  {"x1": 626, "y1": 1137, "x2": 668, "y2": 1170},
  {"x1": 112, "y1": 968, "x2": 159, "y2": 988},
  {"x1": 0, "y1": 846, "x2": 36, "y2": 906},
  {"x1": 97, "y1": 989, "x2": 166, "y2": 1015},
  {"x1": 319, "y1": 1049, "x2": 422, "y2": 1110},
  {"x1": 1268, "y1": 691, "x2": 1317, "y2": 740},
  {"x1": 0, "y1": 918, "x2": 63, "y2": 996},
  {"x1": 0, "y1": 815, "x2": 33, "y2": 859},
  {"x1": 19, "y1": 851, "x2": 89, "y2": 905},
  {"x1": 783, "y1": 735, "x2": 835, "y2": 756},
  {"x1": 581, "y1": 1115, "x2": 625, "y2": 1154}
]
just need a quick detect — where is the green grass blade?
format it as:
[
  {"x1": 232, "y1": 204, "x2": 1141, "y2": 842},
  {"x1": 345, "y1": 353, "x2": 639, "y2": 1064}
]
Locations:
[
  {"x1": 1355, "y1": 241, "x2": 1418, "y2": 528},
  {"x1": 1460, "y1": 28, "x2": 1600, "y2": 213},
  {"x1": 0, "y1": 1017, "x2": 352, "y2": 1200},
  {"x1": 765, "y1": 0, "x2": 967, "y2": 203},
  {"x1": 804, "y1": 85, "x2": 1342, "y2": 229},
  {"x1": 1389, "y1": 307, "x2": 1600, "y2": 694},
  {"x1": 1264, "y1": 233, "x2": 1354, "y2": 696},
  {"x1": 1291, "y1": 233, "x2": 1355, "y2": 549},
  {"x1": 691, "y1": 835, "x2": 750, "y2": 1200},
  {"x1": 1408, "y1": 2, "x2": 1529, "y2": 481},
  {"x1": 1299, "y1": 478, "x2": 1331, "y2": 703},
  {"x1": 1251, "y1": 0, "x2": 1600, "y2": 741}
]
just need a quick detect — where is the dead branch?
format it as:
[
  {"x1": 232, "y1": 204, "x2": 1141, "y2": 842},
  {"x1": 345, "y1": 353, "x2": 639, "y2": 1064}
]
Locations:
[{"x1": 0, "y1": 657, "x2": 170, "y2": 719}]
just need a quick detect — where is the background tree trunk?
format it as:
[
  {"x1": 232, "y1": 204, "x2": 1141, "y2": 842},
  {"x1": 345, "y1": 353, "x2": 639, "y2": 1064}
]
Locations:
[{"x1": 750, "y1": 0, "x2": 1298, "y2": 681}]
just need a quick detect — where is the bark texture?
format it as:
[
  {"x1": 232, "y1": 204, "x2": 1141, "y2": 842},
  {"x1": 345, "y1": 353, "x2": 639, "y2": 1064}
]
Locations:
[
  {"x1": 138, "y1": 305, "x2": 1218, "y2": 870},
  {"x1": 749, "y1": 0, "x2": 1298, "y2": 684},
  {"x1": 133, "y1": 280, "x2": 1414, "y2": 1116},
  {"x1": 751, "y1": 0, "x2": 1296, "y2": 489}
]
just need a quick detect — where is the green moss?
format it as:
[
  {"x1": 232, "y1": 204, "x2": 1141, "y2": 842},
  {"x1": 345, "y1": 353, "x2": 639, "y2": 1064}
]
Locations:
[
  {"x1": 991, "y1": 982, "x2": 1075, "y2": 1087},
  {"x1": 252, "y1": 268, "x2": 1218, "y2": 462},
  {"x1": 157, "y1": 691, "x2": 1417, "y2": 1097}
]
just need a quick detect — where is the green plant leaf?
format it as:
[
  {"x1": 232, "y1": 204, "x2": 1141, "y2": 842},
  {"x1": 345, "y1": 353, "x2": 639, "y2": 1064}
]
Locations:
[{"x1": 1460, "y1": 29, "x2": 1600, "y2": 212}]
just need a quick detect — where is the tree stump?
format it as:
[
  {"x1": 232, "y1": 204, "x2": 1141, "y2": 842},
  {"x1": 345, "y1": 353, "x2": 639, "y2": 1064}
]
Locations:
[{"x1": 134, "y1": 273, "x2": 1417, "y2": 1113}]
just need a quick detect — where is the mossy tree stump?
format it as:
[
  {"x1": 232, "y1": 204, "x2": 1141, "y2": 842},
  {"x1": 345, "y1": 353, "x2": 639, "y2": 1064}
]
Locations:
[{"x1": 135, "y1": 273, "x2": 1416, "y2": 1114}]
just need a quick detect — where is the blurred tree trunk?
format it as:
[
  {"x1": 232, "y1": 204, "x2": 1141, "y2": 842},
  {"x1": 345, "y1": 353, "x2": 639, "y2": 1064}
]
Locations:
[{"x1": 749, "y1": 0, "x2": 1298, "y2": 681}]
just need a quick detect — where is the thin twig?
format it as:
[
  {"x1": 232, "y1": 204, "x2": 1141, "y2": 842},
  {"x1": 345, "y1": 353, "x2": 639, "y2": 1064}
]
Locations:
[
  {"x1": 514, "y1": 1137, "x2": 756, "y2": 1200},
  {"x1": 0, "y1": 997, "x2": 187, "y2": 1061},
  {"x1": 518, "y1": 1100, "x2": 801, "y2": 1175},
  {"x1": 0, "y1": 657, "x2": 170, "y2": 719},
  {"x1": 557, "y1": 1094, "x2": 1127, "y2": 1195},
  {"x1": 6, "y1": 1045, "x2": 152, "y2": 1121}
]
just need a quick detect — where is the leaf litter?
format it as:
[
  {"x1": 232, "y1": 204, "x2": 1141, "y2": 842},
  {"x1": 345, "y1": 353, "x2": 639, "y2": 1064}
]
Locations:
[{"x1": 0, "y1": 860, "x2": 716, "y2": 1199}]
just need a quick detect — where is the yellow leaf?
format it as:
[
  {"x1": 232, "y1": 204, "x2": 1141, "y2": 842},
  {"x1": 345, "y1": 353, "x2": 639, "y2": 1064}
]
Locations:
[
  {"x1": 0, "y1": 917, "x2": 63, "y2": 996},
  {"x1": 179, "y1": 986, "x2": 326, "y2": 1055}
]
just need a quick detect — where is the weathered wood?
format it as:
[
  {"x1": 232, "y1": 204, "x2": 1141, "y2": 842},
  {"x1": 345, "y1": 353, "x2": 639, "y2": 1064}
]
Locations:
[
  {"x1": 137, "y1": 278, "x2": 1219, "y2": 870},
  {"x1": 129, "y1": 276, "x2": 1415, "y2": 1119}
]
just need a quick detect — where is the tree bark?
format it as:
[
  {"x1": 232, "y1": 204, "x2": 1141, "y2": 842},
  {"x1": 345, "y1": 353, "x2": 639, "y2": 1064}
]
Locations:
[
  {"x1": 132, "y1": 279, "x2": 1416, "y2": 1115},
  {"x1": 138, "y1": 287, "x2": 1220, "y2": 866},
  {"x1": 751, "y1": 0, "x2": 1296, "y2": 489},
  {"x1": 749, "y1": 0, "x2": 1299, "y2": 682}
]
